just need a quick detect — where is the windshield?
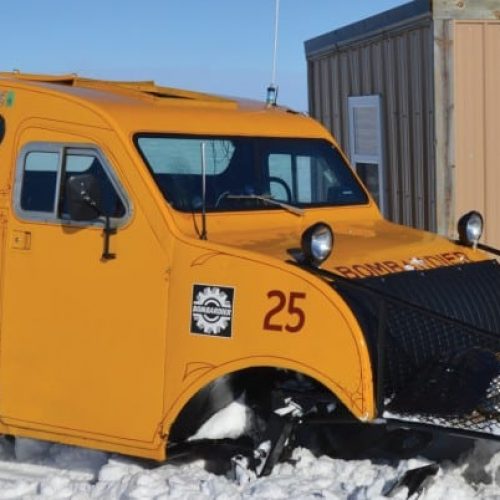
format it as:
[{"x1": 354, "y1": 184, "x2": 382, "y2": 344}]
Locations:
[{"x1": 135, "y1": 135, "x2": 369, "y2": 212}]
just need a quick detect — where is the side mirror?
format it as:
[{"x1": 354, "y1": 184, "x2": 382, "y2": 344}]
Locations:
[
  {"x1": 65, "y1": 174, "x2": 117, "y2": 260},
  {"x1": 65, "y1": 174, "x2": 102, "y2": 221}
]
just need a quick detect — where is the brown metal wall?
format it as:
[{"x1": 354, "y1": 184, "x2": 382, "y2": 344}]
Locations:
[
  {"x1": 307, "y1": 20, "x2": 437, "y2": 231},
  {"x1": 454, "y1": 21, "x2": 500, "y2": 247}
]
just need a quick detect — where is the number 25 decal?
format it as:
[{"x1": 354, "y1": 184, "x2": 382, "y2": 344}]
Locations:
[{"x1": 263, "y1": 290, "x2": 306, "y2": 333}]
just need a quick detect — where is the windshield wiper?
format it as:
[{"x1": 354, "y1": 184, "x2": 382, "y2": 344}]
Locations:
[{"x1": 225, "y1": 194, "x2": 304, "y2": 216}]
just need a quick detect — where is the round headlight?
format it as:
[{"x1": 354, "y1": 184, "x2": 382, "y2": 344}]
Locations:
[
  {"x1": 458, "y1": 211, "x2": 484, "y2": 247},
  {"x1": 301, "y1": 222, "x2": 334, "y2": 266}
]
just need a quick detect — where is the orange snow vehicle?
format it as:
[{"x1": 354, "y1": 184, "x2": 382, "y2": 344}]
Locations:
[{"x1": 0, "y1": 72, "x2": 499, "y2": 474}]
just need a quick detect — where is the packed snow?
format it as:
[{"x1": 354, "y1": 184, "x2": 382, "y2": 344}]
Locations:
[
  {"x1": 0, "y1": 432, "x2": 497, "y2": 498},
  {"x1": 189, "y1": 397, "x2": 254, "y2": 442}
]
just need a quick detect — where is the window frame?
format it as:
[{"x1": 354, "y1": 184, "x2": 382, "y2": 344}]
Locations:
[{"x1": 14, "y1": 142, "x2": 131, "y2": 227}]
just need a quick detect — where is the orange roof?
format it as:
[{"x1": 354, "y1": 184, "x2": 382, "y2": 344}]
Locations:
[{"x1": 0, "y1": 72, "x2": 329, "y2": 140}]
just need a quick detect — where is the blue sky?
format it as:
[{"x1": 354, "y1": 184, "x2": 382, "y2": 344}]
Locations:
[{"x1": 6, "y1": 0, "x2": 406, "y2": 111}]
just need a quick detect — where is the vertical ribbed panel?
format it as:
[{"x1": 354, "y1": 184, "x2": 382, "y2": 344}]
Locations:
[
  {"x1": 307, "y1": 21, "x2": 436, "y2": 231},
  {"x1": 455, "y1": 21, "x2": 500, "y2": 247}
]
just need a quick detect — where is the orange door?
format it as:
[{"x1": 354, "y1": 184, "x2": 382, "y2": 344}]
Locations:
[{"x1": 0, "y1": 137, "x2": 168, "y2": 444}]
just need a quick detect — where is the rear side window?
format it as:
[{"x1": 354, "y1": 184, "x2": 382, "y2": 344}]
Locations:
[
  {"x1": 20, "y1": 151, "x2": 59, "y2": 212},
  {"x1": 15, "y1": 143, "x2": 129, "y2": 224}
]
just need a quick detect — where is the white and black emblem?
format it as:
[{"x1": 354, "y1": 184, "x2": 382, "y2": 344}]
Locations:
[{"x1": 191, "y1": 285, "x2": 234, "y2": 337}]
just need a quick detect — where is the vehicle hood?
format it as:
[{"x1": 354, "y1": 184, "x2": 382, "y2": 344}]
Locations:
[{"x1": 209, "y1": 218, "x2": 484, "y2": 278}]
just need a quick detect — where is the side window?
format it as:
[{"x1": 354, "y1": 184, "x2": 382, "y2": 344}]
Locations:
[
  {"x1": 16, "y1": 144, "x2": 128, "y2": 223},
  {"x1": 268, "y1": 154, "x2": 293, "y2": 201},
  {"x1": 296, "y1": 156, "x2": 312, "y2": 202},
  {"x1": 268, "y1": 154, "x2": 313, "y2": 203},
  {"x1": 20, "y1": 151, "x2": 59, "y2": 213}
]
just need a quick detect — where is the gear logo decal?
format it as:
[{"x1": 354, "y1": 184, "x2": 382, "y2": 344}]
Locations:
[{"x1": 191, "y1": 285, "x2": 235, "y2": 337}]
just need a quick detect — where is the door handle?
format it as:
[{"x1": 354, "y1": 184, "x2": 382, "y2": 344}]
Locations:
[{"x1": 11, "y1": 230, "x2": 31, "y2": 250}]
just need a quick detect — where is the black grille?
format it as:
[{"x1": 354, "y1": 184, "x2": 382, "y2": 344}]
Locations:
[
  {"x1": 331, "y1": 260, "x2": 500, "y2": 437},
  {"x1": 360, "y1": 260, "x2": 500, "y2": 333}
]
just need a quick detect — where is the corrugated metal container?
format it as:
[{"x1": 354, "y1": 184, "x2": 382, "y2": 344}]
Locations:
[
  {"x1": 306, "y1": 0, "x2": 435, "y2": 230},
  {"x1": 305, "y1": 0, "x2": 500, "y2": 246}
]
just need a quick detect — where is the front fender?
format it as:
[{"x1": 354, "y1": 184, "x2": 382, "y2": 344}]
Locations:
[{"x1": 161, "y1": 240, "x2": 375, "y2": 438}]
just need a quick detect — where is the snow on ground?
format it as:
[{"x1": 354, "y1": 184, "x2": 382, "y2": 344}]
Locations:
[{"x1": 0, "y1": 435, "x2": 498, "y2": 498}]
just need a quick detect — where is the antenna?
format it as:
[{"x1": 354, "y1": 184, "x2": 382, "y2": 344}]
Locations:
[{"x1": 266, "y1": 0, "x2": 280, "y2": 107}]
